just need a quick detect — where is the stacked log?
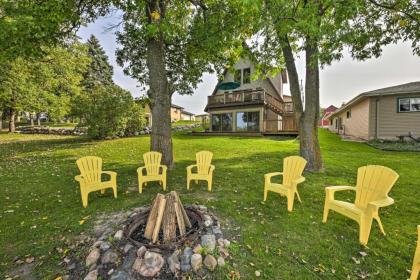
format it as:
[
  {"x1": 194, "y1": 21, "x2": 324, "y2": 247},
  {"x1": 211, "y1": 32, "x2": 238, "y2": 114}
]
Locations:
[{"x1": 144, "y1": 191, "x2": 191, "y2": 243}]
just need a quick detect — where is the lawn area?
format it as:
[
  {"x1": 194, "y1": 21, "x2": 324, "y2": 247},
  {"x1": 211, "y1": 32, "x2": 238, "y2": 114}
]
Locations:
[{"x1": 0, "y1": 129, "x2": 418, "y2": 279}]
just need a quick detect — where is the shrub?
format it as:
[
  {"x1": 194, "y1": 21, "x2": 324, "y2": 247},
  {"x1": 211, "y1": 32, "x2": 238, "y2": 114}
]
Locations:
[
  {"x1": 74, "y1": 85, "x2": 145, "y2": 139},
  {"x1": 124, "y1": 102, "x2": 147, "y2": 136}
]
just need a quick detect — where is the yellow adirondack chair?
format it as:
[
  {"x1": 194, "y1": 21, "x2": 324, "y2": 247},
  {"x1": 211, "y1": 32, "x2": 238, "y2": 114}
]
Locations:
[
  {"x1": 75, "y1": 156, "x2": 117, "y2": 208},
  {"x1": 323, "y1": 165, "x2": 399, "y2": 245},
  {"x1": 263, "y1": 156, "x2": 307, "y2": 212},
  {"x1": 187, "y1": 151, "x2": 215, "y2": 191},
  {"x1": 137, "y1": 151, "x2": 167, "y2": 193},
  {"x1": 411, "y1": 225, "x2": 420, "y2": 280}
]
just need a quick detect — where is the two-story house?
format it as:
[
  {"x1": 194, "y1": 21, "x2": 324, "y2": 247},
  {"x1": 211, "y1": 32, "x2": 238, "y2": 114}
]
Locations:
[{"x1": 204, "y1": 58, "x2": 298, "y2": 135}]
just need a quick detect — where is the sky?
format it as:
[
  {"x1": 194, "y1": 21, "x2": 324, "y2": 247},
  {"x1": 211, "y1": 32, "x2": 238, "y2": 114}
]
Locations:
[{"x1": 78, "y1": 13, "x2": 420, "y2": 115}]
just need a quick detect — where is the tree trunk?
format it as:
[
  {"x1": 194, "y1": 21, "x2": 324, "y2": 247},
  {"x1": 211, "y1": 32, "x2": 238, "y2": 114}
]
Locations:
[
  {"x1": 301, "y1": 43, "x2": 323, "y2": 171},
  {"x1": 30, "y1": 113, "x2": 34, "y2": 126},
  {"x1": 0, "y1": 110, "x2": 3, "y2": 131},
  {"x1": 281, "y1": 36, "x2": 323, "y2": 171},
  {"x1": 36, "y1": 113, "x2": 41, "y2": 126},
  {"x1": 145, "y1": 1, "x2": 174, "y2": 168},
  {"x1": 9, "y1": 108, "x2": 15, "y2": 133}
]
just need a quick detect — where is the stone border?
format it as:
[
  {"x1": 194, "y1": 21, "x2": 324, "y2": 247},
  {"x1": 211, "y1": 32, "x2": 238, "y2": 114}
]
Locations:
[{"x1": 62, "y1": 205, "x2": 231, "y2": 280}]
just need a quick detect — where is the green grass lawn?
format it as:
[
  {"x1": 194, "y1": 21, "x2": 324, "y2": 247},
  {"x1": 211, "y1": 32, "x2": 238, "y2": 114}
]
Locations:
[{"x1": 0, "y1": 129, "x2": 419, "y2": 279}]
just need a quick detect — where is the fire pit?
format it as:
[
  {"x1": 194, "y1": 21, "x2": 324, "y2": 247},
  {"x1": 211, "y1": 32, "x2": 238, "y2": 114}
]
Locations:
[{"x1": 66, "y1": 191, "x2": 232, "y2": 280}]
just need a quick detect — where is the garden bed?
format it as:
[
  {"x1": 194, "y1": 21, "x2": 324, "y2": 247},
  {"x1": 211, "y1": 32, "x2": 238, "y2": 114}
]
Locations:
[{"x1": 367, "y1": 140, "x2": 420, "y2": 152}]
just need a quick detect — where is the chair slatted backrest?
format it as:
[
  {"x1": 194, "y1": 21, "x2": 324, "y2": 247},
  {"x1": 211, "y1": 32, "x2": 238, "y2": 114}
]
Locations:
[
  {"x1": 144, "y1": 151, "x2": 162, "y2": 175},
  {"x1": 354, "y1": 165, "x2": 399, "y2": 209},
  {"x1": 282, "y1": 156, "x2": 307, "y2": 186},
  {"x1": 196, "y1": 151, "x2": 213, "y2": 174},
  {"x1": 76, "y1": 156, "x2": 102, "y2": 183}
]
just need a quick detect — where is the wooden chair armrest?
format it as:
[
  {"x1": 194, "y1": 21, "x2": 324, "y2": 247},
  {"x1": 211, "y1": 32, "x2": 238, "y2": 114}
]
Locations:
[
  {"x1": 102, "y1": 171, "x2": 117, "y2": 177},
  {"x1": 75, "y1": 175, "x2": 84, "y2": 182},
  {"x1": 186, "y1": 164, "x2": 197, "y2": 172},
  {"x1": 137, "y1": 166, "x2": 146, "y2": 175},
  {"x1": 209, "y1": 165, "x2": 215, "y2": 173},
  {"x1": 160, "y1": 165, "x2": 167, "y2": 174},
  {"x1": 368, "y1": 197, "x2": 394, "y2": 209},
  {"x1": 325, "y1": 186, "x2": 356, "y2": 193},
  {"x1": 264, "y1": 172, "x2": 283, "y2": 180},
  {"x1": 293, "y1": 177, "x2": 305, "y2": 184}
]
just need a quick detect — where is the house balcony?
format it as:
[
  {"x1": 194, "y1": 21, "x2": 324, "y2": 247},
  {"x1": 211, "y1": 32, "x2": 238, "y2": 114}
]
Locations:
[{"x1": 206, "y1": 88, "x2": 294, "y2": 115}]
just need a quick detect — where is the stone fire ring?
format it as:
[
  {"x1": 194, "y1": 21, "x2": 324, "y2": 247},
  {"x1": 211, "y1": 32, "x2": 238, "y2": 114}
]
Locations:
[
  {"x1": 69, "y1": 204, "x2": 231, "y2": 280},
  {"x1": 124, "y1": 207, "x2": 206, "y2": 250}
]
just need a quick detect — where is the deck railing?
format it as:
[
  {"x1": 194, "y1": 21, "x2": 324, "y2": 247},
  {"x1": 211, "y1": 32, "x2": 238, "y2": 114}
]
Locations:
[{"x1": 207, "y1": 89, "x2": 294, "y2": 114}]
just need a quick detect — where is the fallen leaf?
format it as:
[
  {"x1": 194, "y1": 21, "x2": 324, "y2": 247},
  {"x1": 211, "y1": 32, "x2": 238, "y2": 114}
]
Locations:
[{"x1": 352, "y1": 257, "x2": 360, "y2": 264}]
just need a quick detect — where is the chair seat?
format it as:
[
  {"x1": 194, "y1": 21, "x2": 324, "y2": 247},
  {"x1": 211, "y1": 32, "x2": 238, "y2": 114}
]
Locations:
[
  {"x1": 329, "y1": 200, "x2": 364, "y2": 221},
  {"x1": 266, "y1": 183, "x2": 289, "y2": 193},
  {"x1": 189, "y1": 173, "x2": 210, "y2": 179}
]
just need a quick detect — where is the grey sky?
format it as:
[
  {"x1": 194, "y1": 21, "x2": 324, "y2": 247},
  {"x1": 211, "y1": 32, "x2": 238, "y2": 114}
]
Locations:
[{"x1": 78, "y1": 14, "x2": 420, "y2": 115}]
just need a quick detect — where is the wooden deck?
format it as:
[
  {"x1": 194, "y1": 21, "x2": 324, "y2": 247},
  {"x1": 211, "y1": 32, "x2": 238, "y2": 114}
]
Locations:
[{"x1": 206, "y1": 89, "x2": 293, "y2": 115}]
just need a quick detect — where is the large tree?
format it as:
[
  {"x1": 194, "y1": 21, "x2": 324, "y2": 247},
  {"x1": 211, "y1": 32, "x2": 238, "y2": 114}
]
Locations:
[
  {"x1": 116, "y1": 0, "x2": 251, "y2": 168},
  {"x1": 0, "y1": 43, "x2": 90, "y2": 132},
  {"x1": 255, "y1": 0, "x2": 419, "y2": 171},
  {"x1": 82, "y1": 35, "x2": 114, "y2": 90}
]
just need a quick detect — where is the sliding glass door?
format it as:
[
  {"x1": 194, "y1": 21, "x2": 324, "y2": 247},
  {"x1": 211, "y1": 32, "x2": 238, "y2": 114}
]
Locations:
[
  {"x1": 211, "y1": 113, "x2": 233, "y2": 132},
  {"x1": 236, "y1": 111, "x2": 260, "y2": 132}
]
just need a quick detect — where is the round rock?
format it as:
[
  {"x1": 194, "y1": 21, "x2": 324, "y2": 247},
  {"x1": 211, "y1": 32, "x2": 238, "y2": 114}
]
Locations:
[
  {"x1": 101, "y1": 250, "x2": 118, "y2": 264},
  {"x1": 203, "y1": 255, "x2": 217, "y2": 271},
  {"x1": 191, "y1": 253, "x2": 202, "y2": 272},
  {"x1": 86, "y1": 248, "x2": 100, "y2": 267},
  {"x1": 134, "y1": 251, "x2": 165, "y2": 277},
  {"x1": 201, "y1": 234, "x2": 216, "y2": 253}
]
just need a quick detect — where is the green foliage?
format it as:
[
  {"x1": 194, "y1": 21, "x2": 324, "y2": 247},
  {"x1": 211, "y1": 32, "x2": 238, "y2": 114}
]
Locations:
[
  {"x1": 115, "y1": 0, "x2": 253, "y2": 96},
  {"x1": 0, "y1": 42, "x2": 90, "y2": 122},
  {"x1": 124, "y1": 102, "x2": 147, "y2": 136},
  {"x1": 0, "y1": 0, "x2": 108, "y2": 62},
  {"x1": 76, "y1": 85, "x2": 132, "y2": 139}
]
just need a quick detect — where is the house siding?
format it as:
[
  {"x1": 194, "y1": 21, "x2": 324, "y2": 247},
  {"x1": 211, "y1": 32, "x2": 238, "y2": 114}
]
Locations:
[
  {"x1": 215, "y1": 59, "x2": 283, "y2": 100},
  {"x1": 328, "y1": 98, "x2": 370, "y2": 140},
  {"x1": 369, "y1": 93, "x2": 420, "y2": 139}
]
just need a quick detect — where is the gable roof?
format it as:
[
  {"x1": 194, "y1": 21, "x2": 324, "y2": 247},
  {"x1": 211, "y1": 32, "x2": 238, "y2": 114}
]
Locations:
[
  {"x1": 211, "y1": 59, "x2": 285, "y2": 99},
  {"x1": 181, "y1": 110, "x2": 194, "y2": 116},
  {"x1": 328, "y1": 81, "x2": 420, "y2": 119},
  {"x1": 171, "y1": 104, "x2": 183, "y2": 110}
]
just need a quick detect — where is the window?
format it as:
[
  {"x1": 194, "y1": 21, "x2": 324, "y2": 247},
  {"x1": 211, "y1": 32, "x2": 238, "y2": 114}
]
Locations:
[
  {"x1": 399, "y1": 97, "x2": 420, "y2": 112},
  {"x1": 211, "y1": 113, "x2": 232, "y2": 132},
  {"x1": 236, "y1": 111, "x2": 260, "y2": 132},
  {"x1": 346, "y1": 110, "x2": 351, "y2": 118},
  {"x1": 243, "y1": 68, "x2": 251, "y2": 84},
  {"x1": 234, "y1": 69, "x2": 241, "y2": 84}
]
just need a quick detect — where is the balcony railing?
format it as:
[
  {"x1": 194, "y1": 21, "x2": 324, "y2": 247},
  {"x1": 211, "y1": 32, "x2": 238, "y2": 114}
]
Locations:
[{"x1": 207, "y1": 89, "x2": 294, "y2": 114}]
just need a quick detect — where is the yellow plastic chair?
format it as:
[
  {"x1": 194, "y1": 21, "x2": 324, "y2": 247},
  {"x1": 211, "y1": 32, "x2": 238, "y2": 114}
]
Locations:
[
  {"x1": 411, "y1": 225, "x2": 420, "y2": 280},
  {"x1": 263, "y1": 156, "x2": 307, "y2": 212},
  {"x1": 137, "y1": 151, "x2": 167, "y2": 193},
  {"x1": 75, "y1": 156, "x2": 117, "y2": 208},
  {"x1": 187, "y1": 151, "x2": 215, "y2": 191},
  {"x1": 323, "y1": 165, "x2": 399, "y2": 245}
]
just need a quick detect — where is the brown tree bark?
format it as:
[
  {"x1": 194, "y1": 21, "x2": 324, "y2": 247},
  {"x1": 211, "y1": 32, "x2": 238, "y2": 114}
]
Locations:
[
  {"x1": 36, "y1": 113, "x2": 41, "y2": 126},
  {"x1": 145, "y1": 0, "x2": 174, "y2": 168},
  {"x1": 281, "y1": 36, "x2": 323, "y2": 171},
  {"x1": 0, "y1": 110, "x2": 3, "y2": 131},
  {"x1": 9, "y1": 108, "x2": 15, "y2": 133}
]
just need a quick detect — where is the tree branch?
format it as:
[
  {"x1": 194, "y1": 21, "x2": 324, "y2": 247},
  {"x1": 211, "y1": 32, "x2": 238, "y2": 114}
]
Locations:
[
  {"x1": 367, "y1": 0, "x2": 419, "y2": 24},
  {"x1": 281, "y1": 34, "x2": 303, "y2": 116}
]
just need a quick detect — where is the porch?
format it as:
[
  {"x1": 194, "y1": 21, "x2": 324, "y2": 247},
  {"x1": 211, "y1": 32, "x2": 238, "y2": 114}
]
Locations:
[{"x1": 204, "y1": 89, "x2": 298, "y2": 134}]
